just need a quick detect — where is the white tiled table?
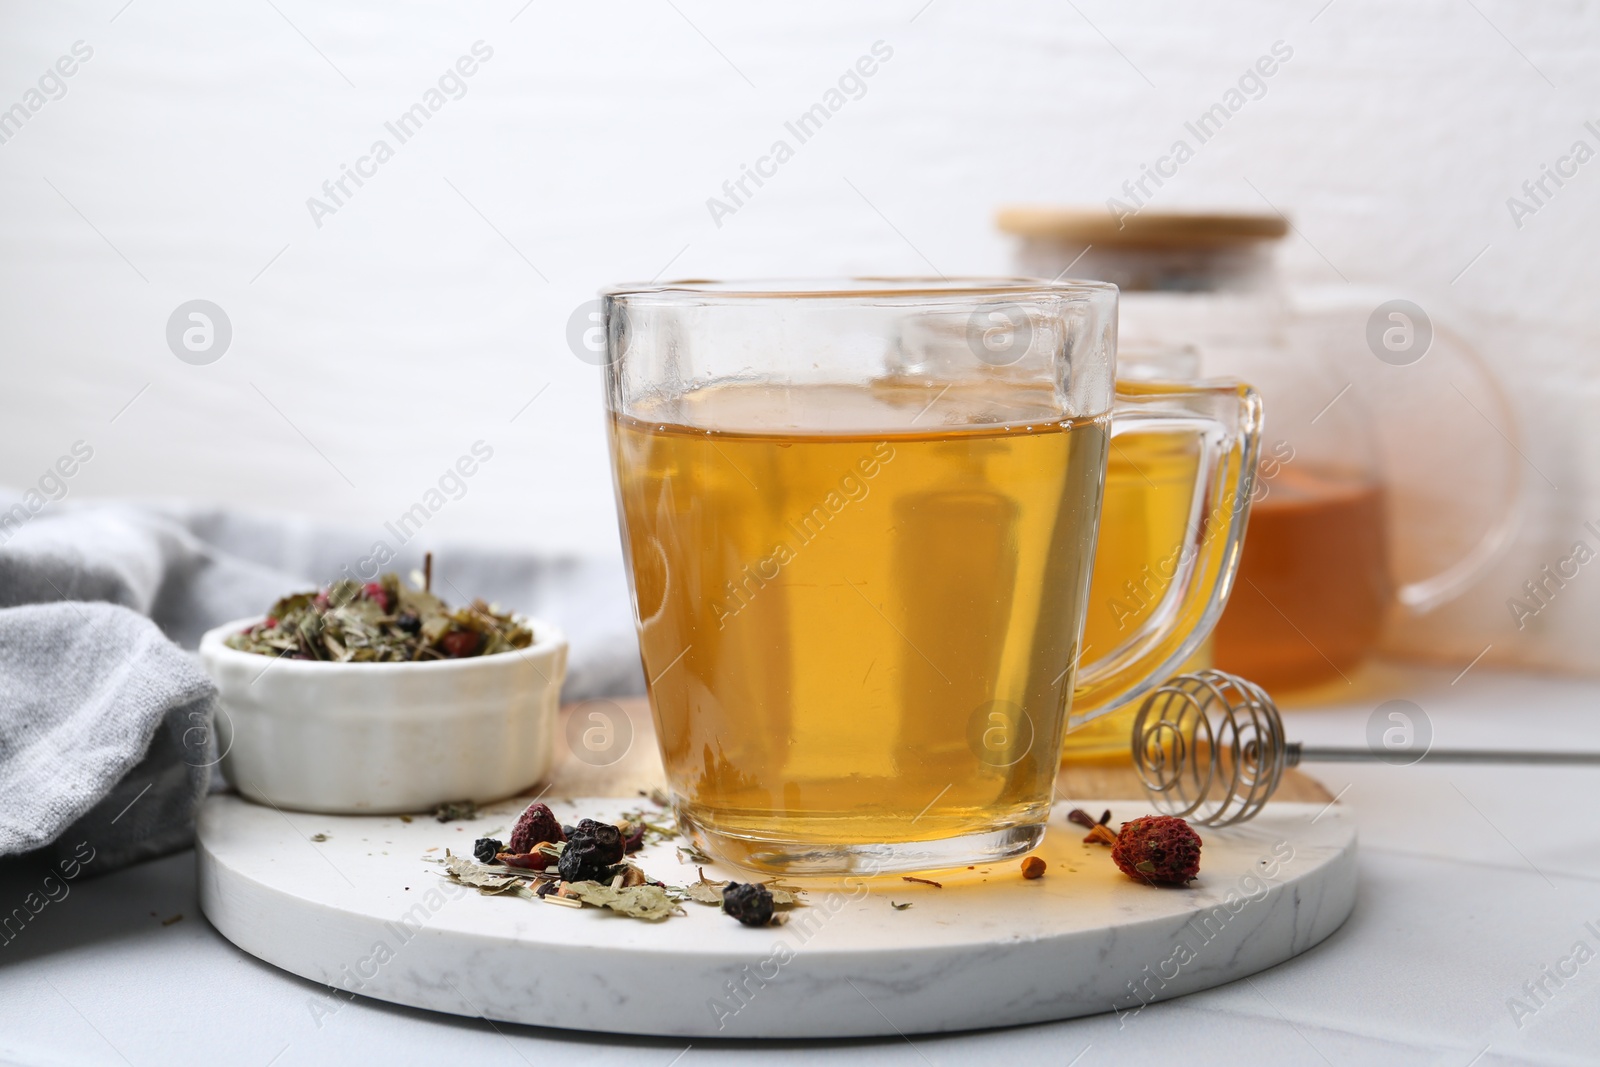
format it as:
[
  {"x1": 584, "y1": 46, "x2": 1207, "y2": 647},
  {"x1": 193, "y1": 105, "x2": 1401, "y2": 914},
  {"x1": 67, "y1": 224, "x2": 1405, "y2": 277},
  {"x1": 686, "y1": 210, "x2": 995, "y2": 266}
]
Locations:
[{"x1": 3, "y1": 663, "x2": 1598, "y2": 1067}]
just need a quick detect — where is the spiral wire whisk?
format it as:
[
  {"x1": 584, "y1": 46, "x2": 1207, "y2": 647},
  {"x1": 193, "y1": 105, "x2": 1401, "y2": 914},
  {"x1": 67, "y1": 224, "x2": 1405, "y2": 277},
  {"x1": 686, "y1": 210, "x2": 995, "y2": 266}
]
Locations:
[
  {"x1": 1130, "y1": 668, "x2": 1600, "y2": 827},
  {"x1": 1131, "y1": 670, "x2": 1288, "y2": 827}
]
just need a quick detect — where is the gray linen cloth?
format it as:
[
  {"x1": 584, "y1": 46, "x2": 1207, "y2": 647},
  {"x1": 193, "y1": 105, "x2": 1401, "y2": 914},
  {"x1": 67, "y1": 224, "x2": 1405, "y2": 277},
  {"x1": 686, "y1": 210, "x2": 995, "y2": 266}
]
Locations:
[{"x1": 0, "y1": 492, "x2": 643, "y2": 873}]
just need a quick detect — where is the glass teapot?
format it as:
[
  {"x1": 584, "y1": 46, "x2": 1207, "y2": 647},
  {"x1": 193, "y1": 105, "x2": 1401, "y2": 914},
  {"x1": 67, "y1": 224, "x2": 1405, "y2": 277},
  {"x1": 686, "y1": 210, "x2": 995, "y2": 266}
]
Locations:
[{"x1": 999, "y1": 207, "x2": 1521, "y2": 694}]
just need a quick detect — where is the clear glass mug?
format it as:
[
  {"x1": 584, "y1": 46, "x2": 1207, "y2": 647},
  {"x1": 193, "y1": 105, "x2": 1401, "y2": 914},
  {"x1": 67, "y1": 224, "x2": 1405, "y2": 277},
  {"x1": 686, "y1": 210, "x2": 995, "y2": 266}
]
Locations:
[
  {"x1": 602, "y1": 279, "x2": 1260, "y2": 875},
  {"x1": 1065, "y1": 347, "x2": 1263, "y2": 759}
]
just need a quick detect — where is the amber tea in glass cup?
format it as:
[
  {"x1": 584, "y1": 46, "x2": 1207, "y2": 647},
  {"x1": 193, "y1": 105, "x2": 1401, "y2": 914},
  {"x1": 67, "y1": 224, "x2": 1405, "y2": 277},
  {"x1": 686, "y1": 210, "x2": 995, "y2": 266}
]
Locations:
[{"x1": 603, "y1": 279, "x2": 1258, "y2": 875}]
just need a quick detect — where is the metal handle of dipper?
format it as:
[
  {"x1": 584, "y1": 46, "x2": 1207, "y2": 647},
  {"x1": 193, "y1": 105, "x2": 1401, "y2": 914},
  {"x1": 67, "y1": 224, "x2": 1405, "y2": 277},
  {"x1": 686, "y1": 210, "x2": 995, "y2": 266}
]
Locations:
[{"x1": 1130, "y1": 669, "x2": 1600, "y2": 827}]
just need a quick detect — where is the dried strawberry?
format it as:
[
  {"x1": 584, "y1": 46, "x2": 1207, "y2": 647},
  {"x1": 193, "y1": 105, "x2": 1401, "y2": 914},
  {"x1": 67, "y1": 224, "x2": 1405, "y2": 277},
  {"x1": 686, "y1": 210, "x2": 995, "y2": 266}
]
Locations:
[
  {"x1": 509, "y1": 802, "x2": 565, "y2": 854},
  {"x1": 363, "y1": 582, "x2": 391, "y2": 613},
  {"x1": 1111, "y1": 815, "x2": 1202, "y2": 886}
]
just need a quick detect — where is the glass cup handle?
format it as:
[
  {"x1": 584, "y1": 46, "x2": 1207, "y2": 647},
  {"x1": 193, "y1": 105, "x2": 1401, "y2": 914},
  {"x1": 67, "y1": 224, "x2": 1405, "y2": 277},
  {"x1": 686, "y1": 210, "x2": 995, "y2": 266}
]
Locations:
[
  {"x1": 1393, "y1": 319, "x2": 1523, "y2": 614},
  {"x1": 1070, "y1": 382, "x2": 1264, "y2": 726}
]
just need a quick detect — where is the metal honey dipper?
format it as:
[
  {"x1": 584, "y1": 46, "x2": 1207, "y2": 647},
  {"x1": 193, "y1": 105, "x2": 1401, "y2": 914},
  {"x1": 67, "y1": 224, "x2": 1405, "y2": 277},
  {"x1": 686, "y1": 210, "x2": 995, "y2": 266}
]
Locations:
[{"x1": 1131, "y1": 669, "x2": 1600, "y2": 827}]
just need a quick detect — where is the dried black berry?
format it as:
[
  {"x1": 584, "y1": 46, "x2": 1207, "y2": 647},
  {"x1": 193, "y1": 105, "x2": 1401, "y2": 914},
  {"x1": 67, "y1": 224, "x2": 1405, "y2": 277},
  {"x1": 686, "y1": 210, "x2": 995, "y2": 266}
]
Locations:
[
  {"x1": 722, "y1": 882, "x2": 775, "y2": 927},
  {"x1": 557, "y1": 831, "x2": 616, "y2": 883},
  {"x1": 557, "y1": 822, "x2": 624, "y2": 882},
  {"x1": 395, "y1": 611, "x2": 421, "y2": 633},
  {"x1": 561, "y1": 825, "x2": 576, "y2": 838},
  {"x1": 572, "y1": 819, "x2": 625, "y2": 865},
  {"x1": 473, "y1": 838, "x2": 503, "y2": 864},
  {"x1": 535, "y1": 881, "x2": 558, "y2": 898}
]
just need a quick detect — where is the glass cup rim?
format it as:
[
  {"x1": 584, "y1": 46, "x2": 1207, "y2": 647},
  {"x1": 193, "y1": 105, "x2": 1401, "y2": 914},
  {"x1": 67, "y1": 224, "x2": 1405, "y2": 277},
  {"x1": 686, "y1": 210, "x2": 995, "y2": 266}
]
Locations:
[{"x1": 601, "y1": 275, "x2": 1118, "y2": 302}]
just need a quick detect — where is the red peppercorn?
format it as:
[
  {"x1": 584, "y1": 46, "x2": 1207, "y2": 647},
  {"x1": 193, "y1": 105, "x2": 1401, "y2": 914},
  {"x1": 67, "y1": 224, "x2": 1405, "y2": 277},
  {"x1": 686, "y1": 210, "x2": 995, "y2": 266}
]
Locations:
[{"x1": 1111, "y1": 816, "x2": 1202, "y2": 886}]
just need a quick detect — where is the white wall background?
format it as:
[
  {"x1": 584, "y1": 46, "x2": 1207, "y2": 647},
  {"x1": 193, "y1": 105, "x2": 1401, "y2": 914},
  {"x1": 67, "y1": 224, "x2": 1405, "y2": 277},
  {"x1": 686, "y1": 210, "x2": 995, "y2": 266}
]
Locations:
[{"x1": 2, "y1": 0, "x2": 1597, "y2": 675}]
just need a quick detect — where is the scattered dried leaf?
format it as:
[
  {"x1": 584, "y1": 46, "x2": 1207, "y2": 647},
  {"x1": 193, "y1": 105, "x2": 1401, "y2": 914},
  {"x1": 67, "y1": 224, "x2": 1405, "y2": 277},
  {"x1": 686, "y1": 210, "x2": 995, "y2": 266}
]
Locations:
[
  {"x1": 442, "y1": 851, "x2": 537, "y2": 895},
  {"x1": 679, "y1": 868, "x2": 802, "y2": 907},
  {"x1": 676, "y1": 843, "x2": 713, "y2": 866},
  {"x1": 559, "y1": 881, "x2": 682, "y2": 921},
  {"x1": 616, "y1": 808, "x2": 678, "y2": 849},
  {"x1": 434, "y1": 800, "x2": 477, "y2": 823}
]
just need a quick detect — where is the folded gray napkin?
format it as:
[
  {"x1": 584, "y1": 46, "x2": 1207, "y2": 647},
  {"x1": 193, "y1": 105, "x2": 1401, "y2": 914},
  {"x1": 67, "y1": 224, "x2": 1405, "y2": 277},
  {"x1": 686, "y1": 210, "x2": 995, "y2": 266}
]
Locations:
[{"x1": 0, "y1": 492, "x2": 643, "y2": 873}]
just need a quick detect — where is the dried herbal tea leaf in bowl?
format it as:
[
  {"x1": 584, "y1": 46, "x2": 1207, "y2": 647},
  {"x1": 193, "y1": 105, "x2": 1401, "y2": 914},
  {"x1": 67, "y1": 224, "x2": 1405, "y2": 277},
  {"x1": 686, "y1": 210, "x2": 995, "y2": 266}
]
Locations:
[{"x1": 225, "y1": 565, "x2": 534, "y2": 663}]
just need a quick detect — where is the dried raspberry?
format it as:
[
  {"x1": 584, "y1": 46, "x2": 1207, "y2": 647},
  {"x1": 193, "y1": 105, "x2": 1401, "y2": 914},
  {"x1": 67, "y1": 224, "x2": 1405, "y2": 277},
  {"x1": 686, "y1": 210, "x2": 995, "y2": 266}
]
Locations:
[
  {"x1": 1111, "y1": 815, "x2": 1202, "y2": 886},
  {"x1": 363, "y1": 582, "x2": 391, "y2": 613},
  {"x1": 722, "y1": 882, "x2": 775, "y2": 926},
  {"x1": 439, "y1": 630, "x2": 482, "y2": 658},
  {"x1": 508, "y1": 803, "x2": 565, "y2": 854}
]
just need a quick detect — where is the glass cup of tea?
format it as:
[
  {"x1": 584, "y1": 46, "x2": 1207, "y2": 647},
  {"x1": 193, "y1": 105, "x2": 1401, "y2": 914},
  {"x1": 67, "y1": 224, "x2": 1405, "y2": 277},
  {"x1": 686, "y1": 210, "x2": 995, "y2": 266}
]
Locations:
[{"x1": 603, "y1": 278, "x2": 1261, "y2": 875}]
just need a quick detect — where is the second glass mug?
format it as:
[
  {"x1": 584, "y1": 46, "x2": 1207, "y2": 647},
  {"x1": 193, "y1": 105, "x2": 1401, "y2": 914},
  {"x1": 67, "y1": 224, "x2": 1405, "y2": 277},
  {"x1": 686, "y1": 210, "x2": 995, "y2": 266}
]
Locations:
[{"x1": 603, "y1": 279, "x2": 1261, "y2": 875}]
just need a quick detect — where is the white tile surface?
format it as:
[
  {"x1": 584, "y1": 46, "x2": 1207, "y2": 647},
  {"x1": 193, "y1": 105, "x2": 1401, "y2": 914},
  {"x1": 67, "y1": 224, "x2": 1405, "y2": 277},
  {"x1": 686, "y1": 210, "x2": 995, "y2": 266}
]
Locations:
[{"x1": 4, "y1": 664, "x2": 1598, "y2": 1064}]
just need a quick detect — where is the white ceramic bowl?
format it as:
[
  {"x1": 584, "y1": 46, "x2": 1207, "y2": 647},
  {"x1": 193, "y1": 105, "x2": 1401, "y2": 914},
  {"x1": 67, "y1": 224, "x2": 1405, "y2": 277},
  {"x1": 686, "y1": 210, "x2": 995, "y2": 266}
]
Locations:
[{"x1": 199, "y1": 615, "x2": 567, "y2": 814}]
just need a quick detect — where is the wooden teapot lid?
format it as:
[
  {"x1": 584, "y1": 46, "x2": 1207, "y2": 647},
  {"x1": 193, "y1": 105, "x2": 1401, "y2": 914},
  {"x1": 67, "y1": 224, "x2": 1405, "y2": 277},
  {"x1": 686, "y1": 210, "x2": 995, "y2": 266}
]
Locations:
[{"x1": 996, "y1": 207, "x2": 1288, "y2": 247}]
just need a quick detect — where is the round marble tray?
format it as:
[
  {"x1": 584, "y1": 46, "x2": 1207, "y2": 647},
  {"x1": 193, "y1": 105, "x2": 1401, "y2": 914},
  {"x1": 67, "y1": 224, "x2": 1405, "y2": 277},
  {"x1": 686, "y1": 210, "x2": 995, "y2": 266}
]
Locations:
[{"x1": 196, "y1": 791, "x2": 1356, "y2": 1038}]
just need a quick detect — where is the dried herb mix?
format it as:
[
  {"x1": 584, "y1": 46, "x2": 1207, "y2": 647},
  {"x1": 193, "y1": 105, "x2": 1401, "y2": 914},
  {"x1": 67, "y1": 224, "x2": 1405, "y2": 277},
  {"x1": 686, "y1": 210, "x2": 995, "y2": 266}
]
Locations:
[
  {"x1": 225, "y1": 564, "x2": 533, "y2": 663},
  {"x1": 435, "y1": 799, "x2": 806, "y2": 924}
]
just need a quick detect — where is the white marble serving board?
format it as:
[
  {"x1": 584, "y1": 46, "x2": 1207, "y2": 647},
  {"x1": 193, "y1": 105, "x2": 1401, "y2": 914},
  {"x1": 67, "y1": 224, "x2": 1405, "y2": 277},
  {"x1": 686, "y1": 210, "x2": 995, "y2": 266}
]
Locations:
[{"x1": 196, "y1": 793, "x2": 1356, "y2": 1038}]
